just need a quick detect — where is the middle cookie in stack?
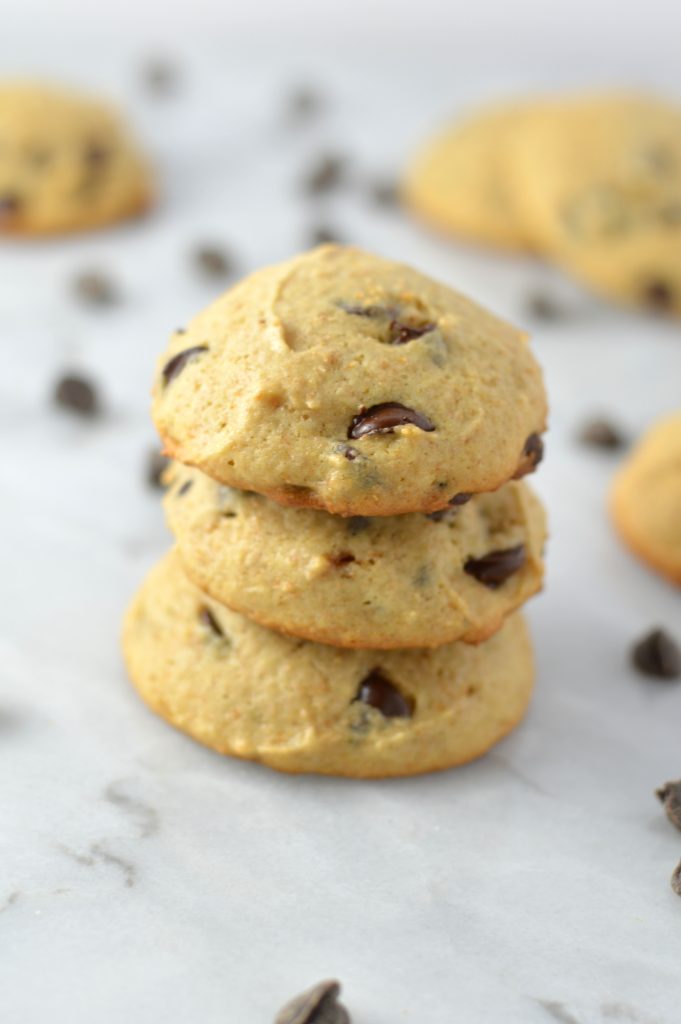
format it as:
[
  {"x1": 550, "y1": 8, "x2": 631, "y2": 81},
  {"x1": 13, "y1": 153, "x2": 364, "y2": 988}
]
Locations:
[{"x1": 124, "y1": 244, "x2": 548, "y2": 777}]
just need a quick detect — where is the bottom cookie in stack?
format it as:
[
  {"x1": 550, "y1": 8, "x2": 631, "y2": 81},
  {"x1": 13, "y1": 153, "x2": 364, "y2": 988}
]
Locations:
[{"x1": 122, "y1": 550, "x2": 534, "y2": 778}]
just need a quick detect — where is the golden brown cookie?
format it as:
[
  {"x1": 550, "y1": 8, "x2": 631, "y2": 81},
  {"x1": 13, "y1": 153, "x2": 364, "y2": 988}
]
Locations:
[
  {"x1": 151, "y1": 245, "x2": 547, "y2": 516},
  {"x1": 164, "y1": 464, "x2": 547, "y2": 648},
  {"x1": 0, "y1": 83, "x2": 152, "y2": 235},
  {"x1": 122, "y1": 550, "x2": 535, "y2": 778},
  {"x1": 611, "y1": 412, "x2": 681, "y2": 584}
]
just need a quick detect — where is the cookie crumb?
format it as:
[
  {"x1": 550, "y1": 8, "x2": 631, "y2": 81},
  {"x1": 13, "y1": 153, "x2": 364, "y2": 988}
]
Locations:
[
  {"x1": 275, "y1": 979, "x2": 350, "y2": 1024},
  {"x1": 631, "y1": 628, "x2": 680, "y2": 680},
  {"x1": 672, "y1": 860, "x2": 681, "y2": 896},
  {"x1": 656, "y1": 780, "x2": 681, "y2": 831}
]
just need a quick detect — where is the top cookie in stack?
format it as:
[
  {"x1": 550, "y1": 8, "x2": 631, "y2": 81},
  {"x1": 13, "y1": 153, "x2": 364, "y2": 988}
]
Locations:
[{"x1": 152, "y1": 245, "x2": 547, "y2": 517}]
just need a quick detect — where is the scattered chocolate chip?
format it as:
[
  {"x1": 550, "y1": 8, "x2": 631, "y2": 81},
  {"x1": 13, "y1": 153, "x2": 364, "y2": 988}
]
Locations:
[
  {"x1": 672, "y1": 860, "x2": 681, "y2": 896},
  {"x1": 302, "y1": 154, "x2": 346, "y2": 195},
  {"x1": 513, "y1": 433, "x2": 544, "y2": 479},
  {"x1": 449, "y1": 492, "x2": 472, "y2": 506},
  {"x1": 644, "y1": 280, "x2": 674, "y2": 312},
  {"x1": 177, "y1": 480, "x2": 193, "y2": 497},
  {"x1": 162, "y1": 345, "x2": 209, "y2": 386},
  {"x1": 287, "y1": 85, "x2": 324, "y2": 122},
  {"x1": 146, "y1": 449, "x2": 169, "y2": 489},
  {"x1": 355, "y1": 669, "x2": 414, "y2": 718},
  {"x1": 199, "y1": 606, "x2": 225, "y2": 638},
  {"x1": 524, "y1": 291, "x2": 567, "y2": 322},
  {"x1": 275, "y1": 980, "x2": 350, "y2": 1024},
  {"x1": 368, "y1": 179, "x2": 399, "y2": 207},
  {"x1": 53, "y1": 374, "x2": 100, "y2": 417},
  {"x1": 656, "y1": 780, "x2": 681, "y2": 832},
  {"x1": 348, "y1": 402, "x2": 435, "y2": 439},
  {"x1": 464, "y1": 544, "x2": 526, "y2": 589},
  {"x1": 346, "y1": 516, "x2": 371, "y2": 535},
  {"x1": 0, "y1": 193, "x2": 22, "y2": 221},
  {"x1": 577, "y1": 418, "x2": 626, "y2": 450},
  {"x1": 388, "y1": 319, "x2": 436, "y2": 344},
  {"x1": 328, "y1": 551, "x2": 355, "y2": 568},
  {"x1": 193, "y1": 246, "x2": 233, "y2": 279},
  {"x1": 310, "y1": 225, "x2": 342, "y2": 246},
  {"x1": 73, "y1": 271, "x2": 118, "y2": 307},
  {"x1": 142, "y1": 58, "x2": 179, "y2": 95},
  {"x1": 631, "y1": 629, "x2": 680, "y2": 680}
]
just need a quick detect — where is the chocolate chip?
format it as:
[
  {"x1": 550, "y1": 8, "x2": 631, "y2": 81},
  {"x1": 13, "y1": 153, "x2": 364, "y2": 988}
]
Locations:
[
  {"x1": 355, "y1": 669, "x2": 414, "y2": 718},
  {"x1": 199, "y1": 606, "x2": 225, "y2": 638},
  {"x1": 577, "y1": 418, "x2": 626, "y2": 450},
  {"x1": 348, "y1": 402, "x2": 435, "y2": 439},
  {"x1": 449, "y1": 492, "x2": 472, "y2": 507},
  {"x1": 0, "y1": 193, "x2": 22, "y2": 221},
  {"x1": 337, "y1": 443, "x2": 359, "y2": 461},
  {"x1": 193, "y1": 246, "x2": 233, "y2": 278},
  {"x1": 275, "y1": 980, "x2": 350, "y2": 1024},
  {"x1": 368, "y1": 179, "x2": 399, "y2": 207},
  {"x1": 656, "y1": 780, "x2": 681, "y2": 832},
  {"x1": 328, "y1": 551, "x2": 355, "y2": 568},
  {"x1": 73, "y1": 271, "x2": 118, "y2": 306},
  {"x1": 644, "y1": 280, "x2": 674, "y2": 312},
  {"x1": 513, "y1": 433, "x2": 544, "y2": 479},
  {"x1": 146, "y1": 449, "x2": 169, "y2": 489},
  {"x1": 177, "y1": 480, "x2": 193, "y2": 497},
  {"x1": 524, "y1": 291, "x2": 567, "y2": 322},
  {"x1": 339, "y1": 302, "x2": 393, "y2": 319},
  {"x1": 162, "y1": 345, "x2": 209, "y2": 386},
  {"x1": 464, "y1": 544, "x2": 526, "y2": 589},
  {"x1": 388, "y1": 319, "x2": 436, "y2": 344},
  {"x1": 310, "y1": 225, "x2": 342, "y2": 246},
  {"x1": 53, "y1": 374, "x2": 100, "y2": 417},
  {"x1": 302, "y1": 154, "x2": 345, "y2": 195},
  {"x1": 425, "y1": 508, "x2": 454, "y2": 522},
  {"x1": 346, "y1": 516, "x2": 371, "y2": 535},
  {"x1": 84, "y1": 142, "x2": 111, "y2": 167},
  {"x1": 631, "y1": 629, "x2": 680, "y2": 680},
  {"x1": 287, "y1": 85, "x2": 324, "y2": 122},
  {"x1": 142, "y1": 58, "x2": 179, "y2": 95},
  {"x1": 672, "y1": 860, "x2": 681, "y2": 897}
]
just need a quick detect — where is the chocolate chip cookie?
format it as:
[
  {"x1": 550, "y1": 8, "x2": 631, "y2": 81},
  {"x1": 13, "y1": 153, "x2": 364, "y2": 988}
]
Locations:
[
  {"x1": 122, "y1": 550, "x2": 535, "y2": 778},
  {"x1": 152, "y1": 245, "x2": 547, "y2": 516},
  {"x1": 0, "y1": 83, "x2": 152, "y2": 235},
  {"x1": 164, "y1": 464, "x2": 547, "y2": 648}
]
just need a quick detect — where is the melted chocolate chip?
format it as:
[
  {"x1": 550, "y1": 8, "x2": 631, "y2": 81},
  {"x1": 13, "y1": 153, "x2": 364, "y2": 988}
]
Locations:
[
  {"x1": 146, "y1": 449, "x2": 169, "y2": 489},
  {"x1": 275, "y1": 980, "x2": 350, "y2": 1024},
  {"x1": 73, "y1": 271, "x2": 118, "y2": 306},
  {"x1": 346, "y1": 516, "x2": 371, "y2": 535},
  {"x1": 53, "y1": 374, "x2": 100, "y2": 417},
  {"x1": 302, "y1": 154, "x2": 345, "y2": 195},
  {"x1": 464, "y1": 544, "x2": 526, "y2": 589},
  {"x1": 449, "y1": 492, "x2": 472, "y2": 507},
  {"x1": 193, "y1": 246, "x2": 233, "y2": 278},
  {"x1": 656, "y1": 780, "x2": 681, "y2": 832},
  {"x1": 199, "y1": 606, "x2": 225, "y2": 638},
  {"x1": 513, "y1": 433, "x2": 544, "y2": 479},
  {"x1": 348, "y1": 402, "x2": 435, "y2": 439},
  {"x1": 0, "y1": 193, "x2": 22, "y2": 220},
  {"x1": 644, "y1": 280, "x2": 674, "y2": 312},
  {"x1": 388, "y1": 319, "x2": 436, "y2": 345},
  {"x1": 177, "y1": 480, "x2": 193, "y2": 497},
  {"x1": 328, "y1": 551, "x2": 355, "y2": 568},
  {"x1": 354, "y1": 669, "x2": 414, "y2": 718},
  {"x1": 577, "y1": 418, "x2": 626, "y2": 450},
  {"x1": 162, "y1": 345, "x2": 208, "y2": 386},
  {"x1": 631, "y1": 629, "x2": 680, "y2": 680}
]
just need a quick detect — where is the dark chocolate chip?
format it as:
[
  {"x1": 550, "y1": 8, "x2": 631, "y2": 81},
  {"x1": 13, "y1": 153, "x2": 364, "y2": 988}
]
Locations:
[
  {"x1": 302, "y1": 154, "x2": 345, "y2": 195},
  {"x1": 348, "y1": 402, "x2": 435, "y2": 439},
  {"x1": 328, "y1": 551, "x2": 355, "y2": 568},
  {"x1": 73, "y1": 271, "x2": 118, "y2": 306},
  {"x1": 425, "y1": 508, "x2": 454, "y2": 523},
  {"x1": 513, "y1": 433, "x2": 544, "y2": 479},
  {"x1": 146, "y1": 449, "x2": 169, "y2": 489},
  {"x1": 346, "y1": 516, "x2": 371, "y2": 535},
  {"x1": 310, "y1": 225, "x2": 342, "y2": 246},
  {"x1": 524, "y1": 291, "x2": 567, "y2": 322},
  {"x1": 449, "y1": 492, "x2": 472, "y2": 507},
  {"x1": 53, "y1": 374, "x2": 100, "y2": 417},
  {"x1": 199, "y1": 606, "x2": 225, "y2": 638},
  {"x1": 631, "y1": 629, "x2": 680, "y2": 680},
  {"x1": 193, "y1": 246, "x2": 233, "y2": 278},
  {"x1": 464, "y1": 544, "x2": 526, "y2": 589},
  {"x1": 388, "y1": 319, "x2": 436, "y2": 345},
  {"x1": 355, "y1": 669, "x2": 414, "y2": 718},
  {"x1": 275, "y1": 980, "x2": 350, "y2": 1024},
  {"x1": 0, "y1": 193, "x2": 22, "y2": 220},
  {"x1": 337, "y1": 443, "x2": 359, "y2": 461},
  {"x1": 177, "y1": 479, "x2": 193, "y2": 497},
  {"x1": 162, "y1": 345, "x2": 209, "y2": 386},
  {"x1": 656, "y1": 780, "x2": 681, "y2": 832},
  {"x1": 142, "y1": 59, "x2": 179, "y2": 95},
  {"x1": 644, "y1": 280, "x2": 674, "y2": 312},
  {"x1": 368, "y1": 179, "x2": 399, "y2": 207},
  {"x1": 577, "y1": 418, "x2": 626, "y2": 450},
  {"x1": 672, "y1": 860, "x2": 681, "y2": 897}
]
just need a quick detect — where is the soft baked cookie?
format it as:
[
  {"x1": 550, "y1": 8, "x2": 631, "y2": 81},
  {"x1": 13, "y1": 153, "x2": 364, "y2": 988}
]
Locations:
[
  {"x1": 123, "y1": 550, "x2": 535, "y2": 777},
  {"x1": 401, "y1": 104, "x2": 532, "y2": 250},
  {"x1": 509, "y1": 94, "x2": 681, "y2": 314},
  {"x1": 164, "y1": 464, "x2": 547, "y2": 648},
  {"x1": 0, "y1": 83, "x2": 152, "y2": 235},
  {"x1": 611, "y1": 412, "x2": 681, "y2": 584},
  {"x1": 152, "y1": 245, "x2": 547, "y2": 516}
]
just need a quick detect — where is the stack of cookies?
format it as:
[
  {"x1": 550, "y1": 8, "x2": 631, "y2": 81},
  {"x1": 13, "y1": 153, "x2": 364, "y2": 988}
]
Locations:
[{"x1": 123, "y1": 245, "x2": 548, "y2": 777}]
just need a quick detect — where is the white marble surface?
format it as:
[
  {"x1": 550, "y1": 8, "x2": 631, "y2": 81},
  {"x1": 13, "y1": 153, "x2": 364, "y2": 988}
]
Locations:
[{"x1": 1, "y1": 31, "x2": 681, "y2": 1024}]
